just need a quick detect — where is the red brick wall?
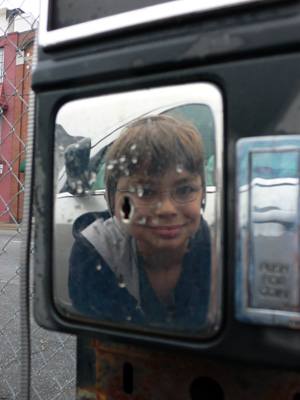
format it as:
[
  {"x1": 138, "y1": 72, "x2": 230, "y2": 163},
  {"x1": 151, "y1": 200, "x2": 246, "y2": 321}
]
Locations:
[
  {"x1": 0, "y1": 32, "x2": 18, "y2": 222},
  {"x1": 10, "y1": 30, "x2": 35, "y2": 222}
]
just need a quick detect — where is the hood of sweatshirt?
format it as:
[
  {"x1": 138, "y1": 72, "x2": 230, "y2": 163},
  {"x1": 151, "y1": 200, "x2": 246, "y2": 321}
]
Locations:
[{"x1": 80, "y1": 215, "x2": 141, "y2": 304}]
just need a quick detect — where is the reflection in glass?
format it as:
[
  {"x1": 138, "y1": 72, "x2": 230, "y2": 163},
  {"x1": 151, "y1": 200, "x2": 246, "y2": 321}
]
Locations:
[
  {"x1": 68, "y1": 115, "x2": 210, "y2": 331},
  {"x1": 53, "y1": 84, "x2": 223, "y2": 337},
  {"x1": 236, "y1": 137, "x2": 300, "y2": 328},
  {"x1": 249, "y1": 150, "x2": 300, "y2": 311}
]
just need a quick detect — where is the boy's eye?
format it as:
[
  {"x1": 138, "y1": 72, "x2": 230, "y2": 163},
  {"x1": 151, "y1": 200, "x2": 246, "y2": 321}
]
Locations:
[
  {"x1": 140, "y1": 187, "x2": 158, "y2": 198},
  {"x1": 175, "y1": 185, "x2": 196, "y2": 195}
]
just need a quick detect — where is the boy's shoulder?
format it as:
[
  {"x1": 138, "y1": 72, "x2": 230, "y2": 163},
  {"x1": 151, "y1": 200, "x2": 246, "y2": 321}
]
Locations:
[{"x1": 72, "y1": 210, "x2": 111, "y2": 239}]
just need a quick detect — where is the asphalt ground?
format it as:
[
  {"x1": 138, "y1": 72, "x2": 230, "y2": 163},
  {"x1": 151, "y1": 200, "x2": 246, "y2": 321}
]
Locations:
[{"x1": 0, "y1": 223, "x2": 76, "y2": 399}]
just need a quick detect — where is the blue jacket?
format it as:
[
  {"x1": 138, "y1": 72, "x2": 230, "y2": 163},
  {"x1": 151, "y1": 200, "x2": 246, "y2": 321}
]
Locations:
[{"x1": 69, "y1": 211, "x2": 211, "y2": 333}]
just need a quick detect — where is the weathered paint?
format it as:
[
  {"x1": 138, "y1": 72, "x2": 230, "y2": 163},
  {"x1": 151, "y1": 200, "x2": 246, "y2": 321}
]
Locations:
[{"x1": 77, "y1": 337, "x2": 300, "y2": 400}]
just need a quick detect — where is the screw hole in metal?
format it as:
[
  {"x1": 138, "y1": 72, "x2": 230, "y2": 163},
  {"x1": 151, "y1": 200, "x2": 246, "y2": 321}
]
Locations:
[
  {"x1": 123, "y1": 362, "x2": 134, "y2": 394},
  {"x1": 189, "y1": 377, "x2": 224, "y2": 400}
]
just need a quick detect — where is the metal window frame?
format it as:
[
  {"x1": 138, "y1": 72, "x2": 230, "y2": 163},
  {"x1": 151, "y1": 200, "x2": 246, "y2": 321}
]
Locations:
[{"x1": 49, "y1": 82, "x2": 224, "y2": 341}]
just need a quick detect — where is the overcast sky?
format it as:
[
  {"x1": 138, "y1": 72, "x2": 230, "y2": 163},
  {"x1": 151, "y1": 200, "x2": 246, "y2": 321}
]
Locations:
[{"x1": 0, "y1": 0, "x2": 40, "y2": 18}]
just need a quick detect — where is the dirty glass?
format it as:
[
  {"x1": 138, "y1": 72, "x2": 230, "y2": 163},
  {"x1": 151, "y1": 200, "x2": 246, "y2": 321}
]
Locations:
[
  {"x1": 249, "y1": 150, "x2": 300, "y2": 311},
  {"x1": 50, "y1": 0, "x2": 172, "y2": 29},
  {"x1": 53, "y1": 83, "x2": 223, "y2": 337},
  {"x1": 236, "y1": 137, "x2": 300, "y2": 328}
]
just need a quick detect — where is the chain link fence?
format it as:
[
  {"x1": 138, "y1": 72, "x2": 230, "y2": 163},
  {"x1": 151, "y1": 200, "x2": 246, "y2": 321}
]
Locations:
[{"x1": 0, "y1": 2, "x2": 76, "y2": 399}]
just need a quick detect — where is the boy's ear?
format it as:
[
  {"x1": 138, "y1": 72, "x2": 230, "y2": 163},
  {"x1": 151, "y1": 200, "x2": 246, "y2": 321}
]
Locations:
[{"x1": 201, "y1": 195, "x2": 206, "y2": 211}]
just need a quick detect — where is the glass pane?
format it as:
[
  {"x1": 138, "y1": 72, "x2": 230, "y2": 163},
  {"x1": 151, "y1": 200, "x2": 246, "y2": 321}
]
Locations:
[
  {"x1": 236, "y1": 137, "x2": 300, "y2": 328},
  {"x1": 249, "y1": 150, "x2": 300, "y2": 311},
  {"x1": 53, "y1": 83, "x2": 223, "y2": 337},
  {"x1": 50, "y1": 0, "x2": 172, "y2": 29}
]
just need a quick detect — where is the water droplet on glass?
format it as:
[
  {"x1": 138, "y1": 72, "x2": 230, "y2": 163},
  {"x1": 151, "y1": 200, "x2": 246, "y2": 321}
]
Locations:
[
  {"x1": 118, "y1": 275, "x2": 126, "y2": 288},
  {"x1": 119, "y1": 155, "x2": 126, "y2": 163},
  {"x1": 175, "y1": 164, "x2": 183, "y2": 174},
  {"x1": 89, "y1": 172, "x2": 97, "y2": 186},
  {"x1": 156, "y1": 201, "x2": 162, "y2": 209},
  {"x1": 137, "y1": 216, "x2": 146, "y2": 225},
  {"x1": 128, "y1": 186, "x2": 135, "y2": 194},
  {"x1": 130, "y1": 144, "x2": 137, "y2": 151},
  {"x1": 76, "y1": 186, "x2": 83, "y2": 194},
  {"x1": 96, "y1": 264, "x2": 102, "y2": 271},
  {"x1": 119, "y1": 164, "x2": 125, "y2": 170},
  {"x1": 126, "y1": 315, "x2": 132, "y2": 321},
  {"x1": 124, "y1": 169, "x2": 130, "y2": 176},
  {"x1": 131, "y1": 156, "x2": 138, "y2": 164},
  {"x1": 74, "y1": 143, "x2": 79, "y2": 149},
  {"x1": 107, "y1": 164, "x2": 114, "y2": 170},
  {"x1": 136, "y1": 186, "x2": 144, "y2": 198},
  {"x1": 58, "y1": 145, "x2": 64, "y2": 152}
]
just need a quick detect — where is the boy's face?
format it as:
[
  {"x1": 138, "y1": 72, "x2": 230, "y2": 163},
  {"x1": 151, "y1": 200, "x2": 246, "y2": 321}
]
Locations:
[{"x1": 114, "y1": 167, "x2": 203, "y2": 254}]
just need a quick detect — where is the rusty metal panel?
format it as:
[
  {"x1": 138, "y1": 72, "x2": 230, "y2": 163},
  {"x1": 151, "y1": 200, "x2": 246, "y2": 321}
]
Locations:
[{"x1": 76, "y1": 337, "x2": 300, "y2": 400}]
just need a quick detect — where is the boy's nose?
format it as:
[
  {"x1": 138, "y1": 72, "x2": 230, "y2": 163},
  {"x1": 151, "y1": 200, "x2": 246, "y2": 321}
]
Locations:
[{"x1": 155, "y1": 193, "x2": 178, "y2": 215}]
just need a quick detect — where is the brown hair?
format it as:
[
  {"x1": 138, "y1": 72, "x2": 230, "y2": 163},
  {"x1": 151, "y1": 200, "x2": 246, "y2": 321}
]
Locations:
[{"x1": 104, "y1": 115, "x2": 206, "y2": 209}]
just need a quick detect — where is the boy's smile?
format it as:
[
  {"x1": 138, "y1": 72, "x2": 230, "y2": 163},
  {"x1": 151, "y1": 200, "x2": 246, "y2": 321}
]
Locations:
[{"x1": 114, "y1": 168, "x2": 203, "y2": 254}]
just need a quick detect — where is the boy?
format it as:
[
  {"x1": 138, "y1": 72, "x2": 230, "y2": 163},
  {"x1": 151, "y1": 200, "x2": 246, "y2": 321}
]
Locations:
[{"x1": 69, "y1": 115, "x2": 211, "y2": 332}]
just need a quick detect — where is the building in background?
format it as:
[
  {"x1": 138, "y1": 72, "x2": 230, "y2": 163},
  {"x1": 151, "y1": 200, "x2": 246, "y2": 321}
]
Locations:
[{"x1": 0, "y1": 8, "x2": 37, "y2": 222}]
